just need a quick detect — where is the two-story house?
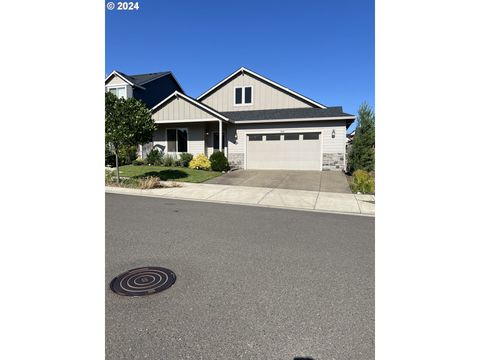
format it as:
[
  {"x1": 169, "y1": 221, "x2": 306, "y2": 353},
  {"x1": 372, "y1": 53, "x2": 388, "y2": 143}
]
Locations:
[{"x1": 106, "y1": 67, "x2": 355, "y2": 171}]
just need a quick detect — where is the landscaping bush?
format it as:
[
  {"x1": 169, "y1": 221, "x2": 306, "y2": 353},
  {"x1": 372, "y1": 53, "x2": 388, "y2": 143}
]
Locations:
[
  {"x1": 188, "y1": 154, "x2": 211, "y2": 170},
  {"x1": 117, "y1": 145, "x2": 138, "y2": 166},
  {"x1": 209, "y1": 151, "x2": 230, "y2": 172},
  {"x1": 179, "y1": 153, "x2": 194, "y2": 167},
  {"x1": 163, "y1": 154, "x2": 177, "y2": 167},
  {"x1": 351, "y1": 170, "x2": 375, "y2": 194},
  {"x1": 146, "y1": 148, "x2": 163, "y2": 166},
  {"x1": 132, "y1": 157, "x2": 145, "y2": 166},
  {"x1": 105, "y1": 168, "x2": 114, "y2": 184}
]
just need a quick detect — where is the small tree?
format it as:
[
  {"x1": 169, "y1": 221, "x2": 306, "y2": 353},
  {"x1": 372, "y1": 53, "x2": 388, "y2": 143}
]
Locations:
[
  {"x1": 105, "y1": 92, "x2": 156, "y2": 182},
  {"x1": 347, "y1": 102, "x2": 375, "y2": 173}
]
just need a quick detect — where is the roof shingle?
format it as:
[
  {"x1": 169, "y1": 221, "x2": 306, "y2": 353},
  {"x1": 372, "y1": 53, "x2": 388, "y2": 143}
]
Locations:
[{"x1": 222, "y1": 107, "x2": 354, "y2": 121}]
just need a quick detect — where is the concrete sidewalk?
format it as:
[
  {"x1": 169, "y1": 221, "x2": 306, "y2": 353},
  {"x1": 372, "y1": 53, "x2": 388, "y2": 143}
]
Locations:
[{"x1": 105, "y1": 182, "x2": 374, "y2": 216}]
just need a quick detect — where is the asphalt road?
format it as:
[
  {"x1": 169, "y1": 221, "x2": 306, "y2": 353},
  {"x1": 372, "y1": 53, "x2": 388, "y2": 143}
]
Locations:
[{"x1": 106, "y1": 193, "x2": 374, "y2": 360}]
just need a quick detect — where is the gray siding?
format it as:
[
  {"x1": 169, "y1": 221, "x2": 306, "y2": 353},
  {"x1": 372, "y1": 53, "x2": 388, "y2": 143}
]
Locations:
[
  {"x1": 201, "y1": 72, "x2": 313, "y2": 112},
  {"x1": 152, "y1": 96, "x2": 219, "y2": 122},
  {"x1": 152, "y1": 123, "x2": 206, "y2": 156}
]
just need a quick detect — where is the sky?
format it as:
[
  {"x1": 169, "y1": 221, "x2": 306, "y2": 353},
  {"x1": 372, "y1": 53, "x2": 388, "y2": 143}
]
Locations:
[{"x1": 106, "y1": 0, "x2": 374, "y2": 132}]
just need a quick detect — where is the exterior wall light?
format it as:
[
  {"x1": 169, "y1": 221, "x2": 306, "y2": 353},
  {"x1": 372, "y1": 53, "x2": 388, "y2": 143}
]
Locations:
[{"x1": 332, "y1": 129, "x2": 336, "y2": 138}]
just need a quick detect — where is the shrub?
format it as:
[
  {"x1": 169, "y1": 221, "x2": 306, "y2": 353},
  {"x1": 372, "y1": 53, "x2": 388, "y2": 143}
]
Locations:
[
  {"x1": 163, "y1": 154, "x2": 177, "y2": 167},
  {"x1": 137, "y1": 176, "x2": 161, "y2": 189},
  {"x1": 132, "y1": 158, "x2": 145, "y2": 166},
  {"x1": 209, "y1": 151, "x2": 229, "y2": 172},
  {"x1": 188, "y1": 154, "x2": 211, "y2": 170},
  {"x1": 351, "y1": 170, "x2": 375, "y2": 194},
  {"x1": 118, "y1": 145, "x2": 138, "y2": 165},
  {"x1": 105, "y1": 169, "x2": 115, "y2": 184},
  {"x1": 146, "y1": 148, "x2": 163, "y2": 166},
  {"x1": 179, "y1": 153, "x2": 194, "y2": 167}
]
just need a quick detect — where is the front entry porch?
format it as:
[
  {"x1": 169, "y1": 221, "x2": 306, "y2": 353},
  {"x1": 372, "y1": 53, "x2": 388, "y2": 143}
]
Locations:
[{"x1": 141, "y1": 119, "x2": 230, "y2": 161}]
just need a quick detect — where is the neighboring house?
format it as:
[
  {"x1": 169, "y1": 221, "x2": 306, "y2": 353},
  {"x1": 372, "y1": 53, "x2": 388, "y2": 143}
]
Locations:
[
  {"x1": 104, "y1": 70, "x2": 184, "y2": 109},
  {"x1": 106, "y1": 67, "x2": 355, "y2": 171}
]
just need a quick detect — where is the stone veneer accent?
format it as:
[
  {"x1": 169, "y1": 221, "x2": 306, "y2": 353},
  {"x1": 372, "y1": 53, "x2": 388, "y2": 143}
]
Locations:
[
  {"x1": 228, "y1": 153, "x2": 244, "y2": 169},
  {"x1": 322, "y1": 152, "x2": 344, "y2": 171}
]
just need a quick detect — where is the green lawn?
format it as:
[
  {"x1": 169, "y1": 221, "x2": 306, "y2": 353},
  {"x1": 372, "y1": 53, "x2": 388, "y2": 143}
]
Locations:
[{"x1": 118, "y1": 165, "x2": 222, "y2": 183}]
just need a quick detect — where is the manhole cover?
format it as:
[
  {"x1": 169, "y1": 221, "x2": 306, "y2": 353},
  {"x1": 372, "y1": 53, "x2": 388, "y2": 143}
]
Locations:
[{"x1": 110, "y1": 267, "x2": 176, "y2": 296}]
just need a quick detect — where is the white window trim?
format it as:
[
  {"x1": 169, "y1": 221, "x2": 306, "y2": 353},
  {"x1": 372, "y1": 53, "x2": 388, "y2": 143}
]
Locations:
[
  {"x1": 106, "y1": 85, "x2": 127, "y2": 98},
  {"x1": 197, "y1": 67, "x2": 327, "y2": 109},
  {"x1": 233, "y1": 86, "x2": 253, "y2": 106},
  {"x1": 165, "y1": 128, "x2": 189, "y2": 154}
]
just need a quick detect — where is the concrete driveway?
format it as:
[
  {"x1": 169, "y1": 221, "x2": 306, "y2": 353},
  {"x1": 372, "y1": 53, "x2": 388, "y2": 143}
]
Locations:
[{"x1": 206, "y1": 170, "x2": 351, "y2": 193}]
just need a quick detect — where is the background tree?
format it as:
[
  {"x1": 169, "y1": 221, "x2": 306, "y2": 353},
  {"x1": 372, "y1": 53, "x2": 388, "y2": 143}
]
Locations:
[
  {"x1": 105, "y1": 92, "x2": 156, "y2": 182},
  {"x1": 347, "y1": 102, "x2": 375, "y2": 173}
]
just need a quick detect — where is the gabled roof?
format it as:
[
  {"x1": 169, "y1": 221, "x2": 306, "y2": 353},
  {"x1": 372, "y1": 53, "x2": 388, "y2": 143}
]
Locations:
[
  {"x1": 150, "y1": 91, "x2": 230, "y2": 122},
  {"x1": 122, "y1": 71, "x2": 170, "y2": 85},
  {"x1": 105, "y1": 70, "x2": 185, "y2": 93},
  {"x1": 197, "y1": 67, "x2": 327, "y2": 109}
]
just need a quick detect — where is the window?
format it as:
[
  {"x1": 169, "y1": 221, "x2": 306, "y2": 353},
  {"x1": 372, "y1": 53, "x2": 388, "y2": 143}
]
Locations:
[
  {"x1": 244, "y1": 87, "x2": 252, "y2": 104},
  {"x1": 213, "y1": 132, "x2": 226, "y2": 150},
  {"x1": 167, "y1": 128, "x2": 188, "y2": 152},
  {"x1": 303, "y1": 133, "x2": 320, "y2": 140},
  {"x1": 248, "y1": 134, "x2": 263, "y2": 141},
  {"x1": 234, "y1": 86, "x2": 252, "y2": 105},
  {"x1": 107, "y1": 86, "x2": 126, "y2": 98},
  {"x1": 265, "y1": 134, "x2": 280, "y2": 141},
  {"x1": 284, "y1": 133, "x2": 300, "y2": 140},
  {"x1": 235, "y1": 88, "x2": 242, "y2": 104}
]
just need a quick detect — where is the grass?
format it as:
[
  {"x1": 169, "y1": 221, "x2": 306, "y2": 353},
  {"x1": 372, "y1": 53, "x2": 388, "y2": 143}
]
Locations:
[{"x1": 118, "y1": 165, "x2": 222, "y2": 183}]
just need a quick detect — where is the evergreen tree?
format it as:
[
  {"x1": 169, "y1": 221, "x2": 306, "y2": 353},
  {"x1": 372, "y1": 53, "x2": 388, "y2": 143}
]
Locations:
[{"x1": 347, "y1": 102, "x2": 375, "y2": 173}]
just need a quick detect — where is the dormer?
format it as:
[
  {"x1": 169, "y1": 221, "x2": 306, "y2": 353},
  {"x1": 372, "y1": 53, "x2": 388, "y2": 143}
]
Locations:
[{"x1": 105, "y1": 70, "x2": 138, "y2": 99}]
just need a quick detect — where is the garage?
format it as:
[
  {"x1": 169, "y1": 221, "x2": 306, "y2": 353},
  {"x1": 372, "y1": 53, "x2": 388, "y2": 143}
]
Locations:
[{"x1": 245, "y1": 132, "x2": 323, "y2": 170}]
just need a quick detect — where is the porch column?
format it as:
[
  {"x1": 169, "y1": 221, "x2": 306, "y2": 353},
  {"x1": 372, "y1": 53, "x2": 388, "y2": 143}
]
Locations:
[{"x1": 219, "y1": 120, "x2": 223, "y2": 153}]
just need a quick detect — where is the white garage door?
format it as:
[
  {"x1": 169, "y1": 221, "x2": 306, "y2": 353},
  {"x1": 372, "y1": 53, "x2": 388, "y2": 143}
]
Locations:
[{"x1": 246, "y1": 132, "x2": 322, "y2": 170}]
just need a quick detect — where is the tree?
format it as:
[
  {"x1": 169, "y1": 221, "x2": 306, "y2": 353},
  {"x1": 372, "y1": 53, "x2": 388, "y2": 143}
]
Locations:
[
  {"x1": 347, "y1": 102, "x2": 375, "y2": 173},
  {"x1": 105, "y1": 92, "x2": 156, "y2": 182}
]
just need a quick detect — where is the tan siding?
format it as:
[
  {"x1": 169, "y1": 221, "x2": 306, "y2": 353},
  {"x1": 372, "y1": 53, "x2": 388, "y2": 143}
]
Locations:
[
  {"x1": 105, "y1": 75, "x2": 128, "y2": 86},
  {"x1": 201, "y1": 72, "x2": 313, "y2": 111},
  {"x1": 152, "y1": 96, "x2": 218, "y2": 122}
]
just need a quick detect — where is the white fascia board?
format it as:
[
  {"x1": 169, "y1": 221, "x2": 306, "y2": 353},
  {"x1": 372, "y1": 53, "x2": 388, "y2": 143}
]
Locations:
[
  {"x1": 232, "y1": 116, "x2": 355, "y2": 124},
  {"x1": 150, "y1": 91, "x2": 230, "y2": 122},
  {"x1": 104, "y1": 70, "x2": 146, "y2": 90},
  {"x1": 154, "y1": 118, "x2": 227, "y2": 124},
  {"x1": 197, "y1": 67, "x2": 327, "y2": 109}
]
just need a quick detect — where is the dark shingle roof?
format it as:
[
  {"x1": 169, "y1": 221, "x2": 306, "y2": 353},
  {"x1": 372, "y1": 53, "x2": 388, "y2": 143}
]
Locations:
[
  {"x1": 116, "y1": 71, "x2": 170, "y2": 86},
  {"x1": 222, "y1": 107, "x2": 354, "y2": 122}
]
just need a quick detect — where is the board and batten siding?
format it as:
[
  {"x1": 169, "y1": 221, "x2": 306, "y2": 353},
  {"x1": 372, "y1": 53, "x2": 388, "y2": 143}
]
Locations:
[
  {"x1": 152, "y1": 123, "x2": 206, "y2": 156},
  {"x1": 152, "y1": 96, "x2": 218, "y2": 122},
  {"x1": 201, "y1": 72, "x2": 313, "y2": 112}
]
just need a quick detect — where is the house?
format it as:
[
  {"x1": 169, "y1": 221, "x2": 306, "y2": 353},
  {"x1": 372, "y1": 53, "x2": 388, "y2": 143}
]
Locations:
[
  {"x1": 104, "y1": 70, "x2": 184, "y2": 109},
  {"x1": 105, "y1": 67, "x2": 355, "y2": 171}
]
